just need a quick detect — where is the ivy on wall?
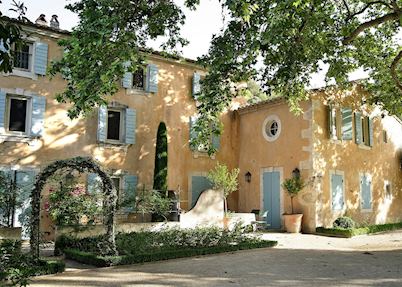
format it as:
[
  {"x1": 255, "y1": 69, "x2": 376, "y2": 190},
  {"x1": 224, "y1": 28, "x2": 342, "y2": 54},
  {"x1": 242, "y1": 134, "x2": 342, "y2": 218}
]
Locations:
[{"x1": 30, "y1": 157, "x2": 117, "y2": 258}]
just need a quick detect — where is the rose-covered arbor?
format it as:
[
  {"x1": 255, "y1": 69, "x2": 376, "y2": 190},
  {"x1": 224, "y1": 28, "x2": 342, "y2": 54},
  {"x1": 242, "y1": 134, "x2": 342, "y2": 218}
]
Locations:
[{"x1": 30, "y1": 157, "x2": 117, "y2": 258}]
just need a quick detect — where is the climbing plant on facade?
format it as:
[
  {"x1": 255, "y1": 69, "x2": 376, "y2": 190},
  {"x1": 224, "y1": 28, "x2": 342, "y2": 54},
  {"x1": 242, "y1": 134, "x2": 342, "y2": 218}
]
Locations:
[{"x1": 30, "y1": 157, "x2": 117, "y2": 258}]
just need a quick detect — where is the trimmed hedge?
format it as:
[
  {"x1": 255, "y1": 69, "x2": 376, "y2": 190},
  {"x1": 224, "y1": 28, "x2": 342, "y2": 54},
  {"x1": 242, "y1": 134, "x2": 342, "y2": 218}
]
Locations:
[
  {"x1": 316, "y1": 222, "x2": 402, "y2": 238},
  {"x1": 63, "y1": 240, "x2": 278, "y2": 267}
]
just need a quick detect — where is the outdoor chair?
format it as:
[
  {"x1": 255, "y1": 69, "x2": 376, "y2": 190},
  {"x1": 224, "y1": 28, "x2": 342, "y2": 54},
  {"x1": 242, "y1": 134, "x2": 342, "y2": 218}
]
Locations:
[{"x1": 251, "y1": 210, "x2": 269, "y2": 231}]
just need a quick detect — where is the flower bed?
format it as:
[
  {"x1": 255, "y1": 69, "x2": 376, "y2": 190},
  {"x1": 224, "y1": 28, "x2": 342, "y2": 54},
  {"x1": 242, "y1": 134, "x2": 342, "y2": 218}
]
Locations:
[
  {"x1": 56, "y1": 225, "x2": 277, "y2": 267},
  {"x1": 316, "y1": 222, "x2": 402, "y2": 238}
]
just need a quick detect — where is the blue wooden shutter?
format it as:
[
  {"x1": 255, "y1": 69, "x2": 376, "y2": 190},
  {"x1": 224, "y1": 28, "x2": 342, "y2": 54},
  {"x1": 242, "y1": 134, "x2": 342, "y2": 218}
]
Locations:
[
  {"x1": 189, "y1": 116, "x2": 197, "y2": 150},
  {"x1": 97, "y1": 106, "x2": 107, "y2": 142},
  {"x1": 354, "y1": 112, "x2": 363, "y2": 145},
  {"x1": 191, "y1": 176, "x2": 212, "y2": 208},
  {"x1": 125, "y1": 108, "x2": 136, "y2": 144},
  {"x1": 34, "y1": 42, "x2": 48, "y2": 76},
  {"x1": 122, "y1": 61, "x2": 133, "y2": 88},
  {"x1": 0, "y1": 39, "x2": 10, "y2": 67},
  {"x1": 0, "y1": 90, "x2": 6, "y2": 134},
  {"x1": 341, "y1": 108, "x2": 353, "y2": 140},
  {"x1": 331, "y1": 174, "x2": 344, "y2": 211},
  {"x1": 368, "y1": 117, "x2": 374, "y2": 147},
  {"x1": 361, "y1": 175, "x2": 372, "y2": 210},
  {"x1": 145, "y1": 64, "x2": 158, "y2": 93},
  {"x1": 328, "y1": 105, "x2": 335, "y2": 139},
  {"x1": 192, "y1": 72, "x2": 201, "y2": 98},
  {"x1": 123, "y1": 175, "x2": 138, "y2": 212},
  {"x1": 30, "y1": 95, "x2": 46, "y2": 137},
  {"x1": 87, "y1": 173, "x2": 102, "y2": 194}
]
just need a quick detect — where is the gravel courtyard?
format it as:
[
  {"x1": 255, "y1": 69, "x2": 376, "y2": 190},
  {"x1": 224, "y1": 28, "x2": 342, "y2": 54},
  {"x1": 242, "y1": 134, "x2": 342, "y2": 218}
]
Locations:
[{"x1": 30, "y1": 230, "x2": 402, "y2": 287}]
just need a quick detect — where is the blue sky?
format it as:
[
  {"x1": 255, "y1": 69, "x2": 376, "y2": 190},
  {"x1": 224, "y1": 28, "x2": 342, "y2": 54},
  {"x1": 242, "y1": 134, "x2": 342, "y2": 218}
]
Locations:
[{"x1": 1, "y1": 0, "x2": 224, "y2": 60}]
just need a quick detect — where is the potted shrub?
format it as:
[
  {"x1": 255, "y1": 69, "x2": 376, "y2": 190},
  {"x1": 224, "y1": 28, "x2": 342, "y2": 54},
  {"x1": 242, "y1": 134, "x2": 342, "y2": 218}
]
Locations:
[
  {"x1": 207, "y1": 162, "x2": 239, "y2": 229},
  {"x1": 282, "y1": 169, "x2": 305, "y2": 233}
]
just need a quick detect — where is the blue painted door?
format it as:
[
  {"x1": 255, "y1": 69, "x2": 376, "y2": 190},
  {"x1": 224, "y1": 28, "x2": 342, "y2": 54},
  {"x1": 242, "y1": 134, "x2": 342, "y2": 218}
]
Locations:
[
  {"x1": 361, "y1": 175, "x2": 372, "y2": 210},
  {"x1": 263, "y1": 171, "x2": 281, "y2": 229},
  {"x1": 331, "y1": 174, "x2": 344, "y2": 211},
  {"x1": 191, "y1": 176, "x2": 212, "y2": 208}
]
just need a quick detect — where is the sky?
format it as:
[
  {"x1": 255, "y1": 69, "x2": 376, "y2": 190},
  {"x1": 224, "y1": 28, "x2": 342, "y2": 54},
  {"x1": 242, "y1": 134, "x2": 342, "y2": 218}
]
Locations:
[{"x1": 1, "y1": 0, "x2": 225, "y2": 60}]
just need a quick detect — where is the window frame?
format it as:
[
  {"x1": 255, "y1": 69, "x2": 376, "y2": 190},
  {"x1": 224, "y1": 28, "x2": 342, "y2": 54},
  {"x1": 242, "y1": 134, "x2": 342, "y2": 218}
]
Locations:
[
  {"x1": 5, "y1": 94, "x2": 31, "y2": 136},
  {"x1": 9, "y1": 36, "x2": 39, "y2": 80},
  {"x1": 262, "y1": 115, "x2": 281, "y2": 142},
  {"x1": 132, "y1": 68, "x2": 145, "y2": 90},
  {"x1": 106, "y1": 108, "x2": 125, "y2": 143},
  {"x1": 13, "y1": 42, "x2": 33, "y2": 72}
]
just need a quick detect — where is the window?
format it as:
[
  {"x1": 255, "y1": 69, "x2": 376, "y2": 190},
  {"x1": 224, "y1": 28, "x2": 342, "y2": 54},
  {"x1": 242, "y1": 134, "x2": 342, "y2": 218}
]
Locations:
[
  {"x1": 132, "y1": 69, "x2": 144, "y2": 89},
  {"x1": 13, "y1": 42, "x2": 33, "y2": 71},
  {"x1": 356, "y1": 115, "x2": 373, "y2": 147},
  {"x1": 98, "y1": 106, "x2": 136, "y2": 145},
  {"x1": 107, "y1": 109, "x2": 123, "y2": 141},
  {"x1": 262, "y1": 115, "x2": 281, "y2": 142},
  {"x1": 6, "y1": 96, "x2": 30, "y2": 134},
  {"x1": 189, "y1": 115, "x2": 220, "y2": 152},
  {"x1": 8, "y1": 97, "x2": 28, "y2": 133}
]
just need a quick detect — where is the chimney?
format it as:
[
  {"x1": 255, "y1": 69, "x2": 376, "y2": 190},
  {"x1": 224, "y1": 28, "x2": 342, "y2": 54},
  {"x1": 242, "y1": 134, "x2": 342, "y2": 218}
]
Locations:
[
  {"x1": 50, "y1": 15, "x2": 59, "y2": 29},
  {"x1": 35, "y1": 14, "x2": 47, "y2": 26}
]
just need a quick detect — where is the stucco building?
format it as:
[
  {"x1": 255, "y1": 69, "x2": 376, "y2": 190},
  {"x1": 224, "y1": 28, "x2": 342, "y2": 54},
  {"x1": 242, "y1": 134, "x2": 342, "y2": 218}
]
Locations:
[{"x1": 0, "y1": 20, "x2": 401, "y2": 237}]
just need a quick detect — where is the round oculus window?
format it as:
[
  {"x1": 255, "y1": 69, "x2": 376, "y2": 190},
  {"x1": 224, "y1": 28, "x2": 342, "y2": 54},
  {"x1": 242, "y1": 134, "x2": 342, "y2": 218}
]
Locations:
[{"x1": 262, "y1": 115, "x2": 281, "y2": 142}]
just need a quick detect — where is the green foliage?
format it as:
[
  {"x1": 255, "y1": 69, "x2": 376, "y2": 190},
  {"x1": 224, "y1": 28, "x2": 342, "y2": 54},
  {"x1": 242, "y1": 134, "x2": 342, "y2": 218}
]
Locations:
[
  {"x1": 135, "y1": 188, "x2": 172, "y2": 221},
  {"x1": 153, "y1": 122, "x2": 168, "y2": 191},
  {"x1": 282, "y1": 173, "x2": 305, "y2": 214},
  {"x1": 242, "y1": 80, "x2": 269, "y2": 104},
  {"x1": 57, "y1": 224, "x2": 277, "y2": 266},
  {"x1": 0, "y1": 171, "x2": 18, "y2": 227},
  {"x1": 63, "y1": 240, "x2": 277, "y2": 267},
  {"x1": 47, "y1": 173, "x2": 101, "y2": 226},
  {"x1": 0, "y1": 1, "x2": 28, "y2": 73},
  {"x1": 207, "y1": 163, "x2": 239, "y2": 199},
  {"x1": 333, "y1": 216, "x2": 356, "y2": 229},
  {"x1": 207, "y1": 163, "x2": 239, "y2": 213},
  {"x1": 0, "y1": 240, "x2": 65, "y2": 286},
  {"x1": 191, "y1": 0, "x2": 402, "y2": 154},
  {"x1": 49, "y1": 0, "x2": 189, "y2": 118},
  {"x1": 316, "y1": 222, "x2": 402, "y2": 238}
]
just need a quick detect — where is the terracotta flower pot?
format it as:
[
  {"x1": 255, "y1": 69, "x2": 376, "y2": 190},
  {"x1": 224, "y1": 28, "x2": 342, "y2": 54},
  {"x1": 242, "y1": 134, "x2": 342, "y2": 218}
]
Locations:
[{"x1": 283, "y1": 214, "x2": 303, "y2": 233}]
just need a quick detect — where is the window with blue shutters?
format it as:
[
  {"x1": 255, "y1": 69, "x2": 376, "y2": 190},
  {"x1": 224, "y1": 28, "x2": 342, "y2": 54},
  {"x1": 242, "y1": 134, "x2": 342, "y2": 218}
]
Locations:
[
  {"x1": 0, "y1": 91, "x2": 46, "y2": 139},
  {"x1": 97, "y1": 106, "x2": 136, "y2": 145},
  {"x1": 354, "y1": 114, "x2": 374, "y2": 148}
]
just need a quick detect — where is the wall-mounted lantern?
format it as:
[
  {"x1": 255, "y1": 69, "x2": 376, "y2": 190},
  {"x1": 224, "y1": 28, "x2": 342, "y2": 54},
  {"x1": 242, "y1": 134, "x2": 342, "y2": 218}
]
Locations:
[
  {"x1": 245, "y1": 171, "x2": 252, "y2": 183},
  {"x1": 292, "y1": 168, "x2": 300, "y2": 179}
]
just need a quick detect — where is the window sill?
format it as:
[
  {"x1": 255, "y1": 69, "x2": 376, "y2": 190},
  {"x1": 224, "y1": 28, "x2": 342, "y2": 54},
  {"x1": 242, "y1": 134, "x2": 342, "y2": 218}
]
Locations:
[
  {"x1": 0, "y1": 134, "x2": 37, "y2": 143},
  {"x1": 360, "y1": 208, "x2": 372, "y2": 213},
  {"x1": 5, "y1": 69, "x2": 38, "y2": 80},
  {"x1": 357, "y1": 144, "x2": 372, "y2": 150},
  {"x1": 98, "y1": 142, "x2": 129, "y2": 151},
  {"x1": 126, "y1": 88, "x2": 148, "y2": 96},
  {"x1": 192, "y1": 151, "x2": 215, "y2": 160}
]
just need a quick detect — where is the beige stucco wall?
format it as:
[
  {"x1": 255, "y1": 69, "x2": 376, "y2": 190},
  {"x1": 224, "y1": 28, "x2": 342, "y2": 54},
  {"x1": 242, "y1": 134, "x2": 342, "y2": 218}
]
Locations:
[
  {"x1": 0, "y1": 27, "x2": 239, "y2": 239},
  {"x1": 236, "y1": 99, "x2": 316, "y2": 232},
  {"x1": 312, "y1": 90, "x2": 402, "y2": 228}
]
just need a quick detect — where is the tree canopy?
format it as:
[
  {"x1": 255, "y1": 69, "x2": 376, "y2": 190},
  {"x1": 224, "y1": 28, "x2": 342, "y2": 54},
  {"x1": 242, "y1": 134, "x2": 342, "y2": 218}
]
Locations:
[{"x1": 2, "y1": 0, "x2": 402, "y2": 153}]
